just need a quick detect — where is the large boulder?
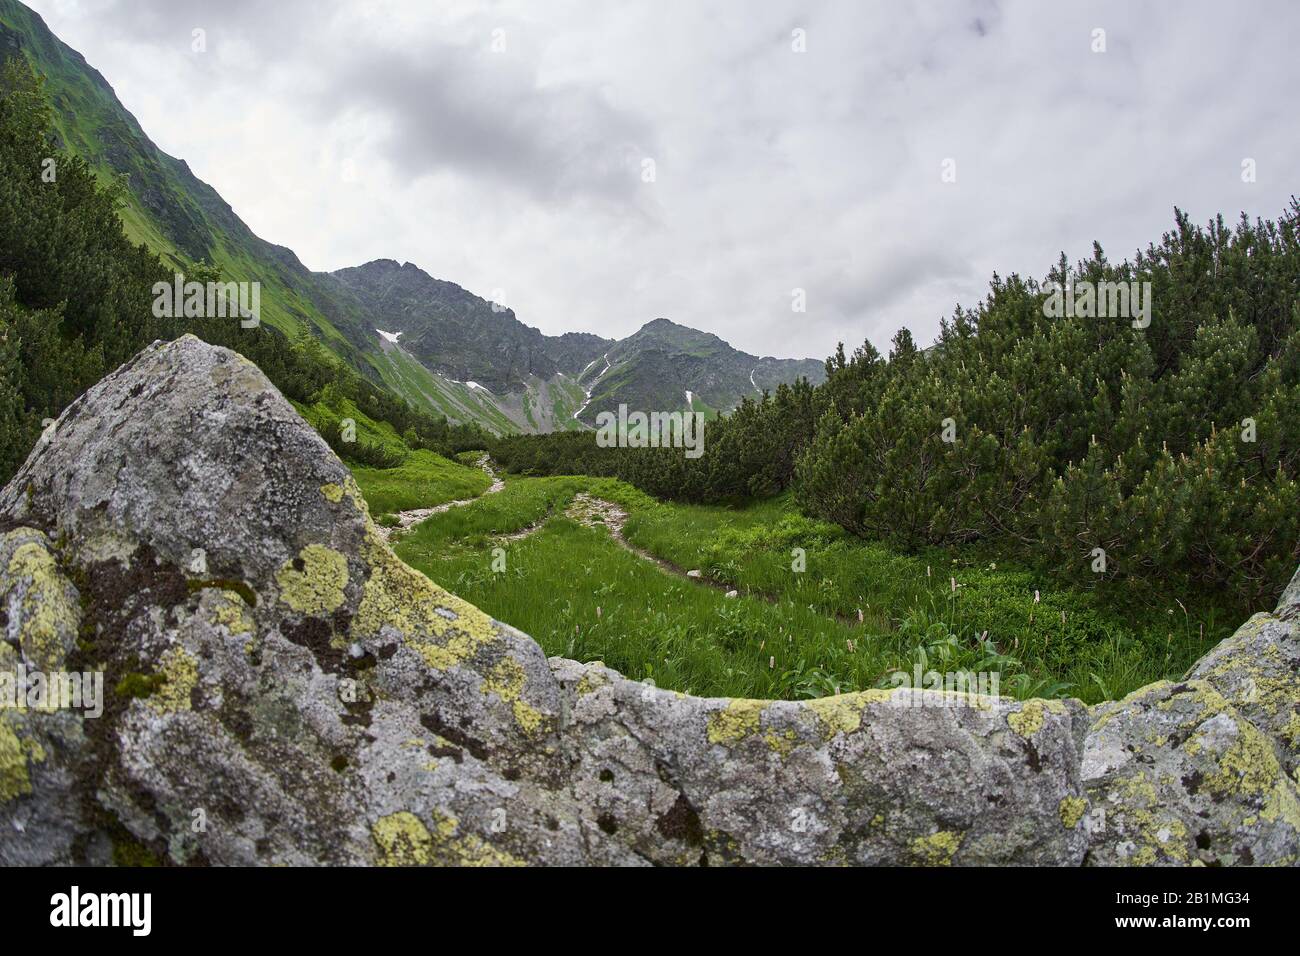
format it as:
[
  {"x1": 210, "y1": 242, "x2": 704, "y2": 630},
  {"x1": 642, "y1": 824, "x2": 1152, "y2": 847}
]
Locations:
[{"x1": 0, "y1": 336, "x2": 1295, "y2": 865}]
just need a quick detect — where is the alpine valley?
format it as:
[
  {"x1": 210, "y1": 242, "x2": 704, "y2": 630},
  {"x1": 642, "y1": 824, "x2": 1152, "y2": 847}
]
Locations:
[{"x1": 0, "y1": 0, "x2": 823, "y2": 437}]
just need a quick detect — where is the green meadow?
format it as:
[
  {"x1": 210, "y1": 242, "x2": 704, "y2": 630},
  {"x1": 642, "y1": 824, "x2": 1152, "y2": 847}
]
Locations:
[{"x1": 374, "y1": 465, "x2": 1234, "y2": 703}]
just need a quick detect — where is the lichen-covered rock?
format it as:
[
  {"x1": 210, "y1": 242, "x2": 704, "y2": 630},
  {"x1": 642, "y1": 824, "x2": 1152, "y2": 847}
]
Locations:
[
  {"x1": 0, "y1": 336, "x2": 1295, "y2": 866},
  {"x1": 1183, "y1": 606, "x2": 1300, "y2": 780},
  {"x1": 1, "y1": 528, "x2": 80, "y2": 673},
  {"x1": 551, "y1": 661, "x2": 1090, "y2": 865},
  {"x1": 1080, "y1": 576, "x2": 1300, "y2": 866},
  {"x1": 1082, "y1": 680, "x2": 1300, "y2": 865}
]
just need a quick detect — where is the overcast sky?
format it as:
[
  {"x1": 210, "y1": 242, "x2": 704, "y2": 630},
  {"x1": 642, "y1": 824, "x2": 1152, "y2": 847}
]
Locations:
[{"x1": 26, "y1": 0, "x2": 1300, "y2": 360}]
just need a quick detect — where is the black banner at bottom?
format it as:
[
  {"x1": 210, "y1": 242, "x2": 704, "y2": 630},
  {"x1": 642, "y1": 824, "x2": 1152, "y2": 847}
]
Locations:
[{"x1": 0, "y1": 864, "x2": 1281, "y2": 941}]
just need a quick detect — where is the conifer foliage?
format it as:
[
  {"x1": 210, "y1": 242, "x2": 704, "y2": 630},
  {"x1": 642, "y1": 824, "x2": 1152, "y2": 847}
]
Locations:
[{"x1": 794, "y1": 209, "x2": 1300, "y2": 602}]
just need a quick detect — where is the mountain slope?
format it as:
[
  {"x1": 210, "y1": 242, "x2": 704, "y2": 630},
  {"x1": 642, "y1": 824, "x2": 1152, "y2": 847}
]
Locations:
[
  {"x1": 328, "y1": 258, "x2": 609, "y2": 432},
  {"x1": 335, "y1": 260, "x2": 827, "y2": 429},
  {"x1": 575, "y1": 318, "x2": 826, "y2": 424}
]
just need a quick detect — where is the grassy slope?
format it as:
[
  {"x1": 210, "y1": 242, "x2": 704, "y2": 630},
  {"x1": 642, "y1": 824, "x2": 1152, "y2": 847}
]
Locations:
[
  {"x1": 394, "y1": 475, "x2": 1234, "y2": 703},
  {"x1": 368, "y1": 344, "x2": 521, "y2": 435},
  {"x1": 351, "y1": 451, "x2": 492, "y2": 516},
  {"x1": 548, "y1": 375, "x2": 588, "y2": 431}
]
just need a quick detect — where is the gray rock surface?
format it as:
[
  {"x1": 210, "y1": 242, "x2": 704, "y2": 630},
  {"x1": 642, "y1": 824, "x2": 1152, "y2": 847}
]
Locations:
[{"x1": 0, "y1": 336, "x2": 1296, "y2": 865}]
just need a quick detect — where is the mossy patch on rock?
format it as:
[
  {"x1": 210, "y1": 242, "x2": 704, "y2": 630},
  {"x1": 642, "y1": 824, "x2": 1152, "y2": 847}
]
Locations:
[{"x1": 115, "y1": 671, "x2": 167, "y2": 700}]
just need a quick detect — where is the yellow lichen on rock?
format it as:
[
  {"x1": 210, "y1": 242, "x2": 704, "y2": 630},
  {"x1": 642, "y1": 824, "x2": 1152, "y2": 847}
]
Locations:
[
  {"x1": 428, "y1": 810, "x2": 526, "y2": 867},
  {"x1": 0, "y1": 718, "x2": 33, "y2": 802},
  {"x1": 481, "y1": 657, "x2": 545, "y2": 735},
  {"x1": 147, "y1": 645, "x2": 199, "y2": 714},
  {"x1": 0, "y1": 714, "x2": 45, "y2": 804},
  {"x1": 1059, "y1": 795, "x2": 1087, "y2": 829},
  {"x1": 707, "y1": 699, "x2": 766, "y2": 745},
  {"x1": 207, "y1": 590, "x2": 253, "y2": 636},
  {"x1": 372, "y1": 811, "x2": 434, "y2": 866},
  {"x1": 1007, "y1": 698, "x2": 1065, "y2": 739},
  {"x1": 1197, "y1": 714, "x2": 1300, "y2": 831},
  {"x1": 576, "y1": 667, "x2": 609, "y2": 696},
  {"x1": 804, "y1": 689, "x2": 892, "y2": 739},
  {"x1": 909, "y1": 830, "x2": 963, "y2": 865},
  {"x1": 1207, "y1": 720, "x2": 1281, "y2": 798},
  {"x1": 319, "y1": 479, "x2": 370, "y2": 516},
  {"x1": 3, "y1": 536, "x2": 79, "y2": 672},
  {"x1": 356, "y1": 527, "x2": 499, "y2": 670},
  {"x1": 373, "y1": 810, "x2": 526, "y2": 867},
  {"x1": 275, "y1": 544, "x2": 348, "y2": 616},
  {"x1": 1111, "y1": 770, "x2": 1190, "y2": 864},
  {"x1": 764, "y1": 729, "x2": 800, "y2": 757},
  {"x1": 1282, "y1": 713, "x2": 1300, "y2": 750}
]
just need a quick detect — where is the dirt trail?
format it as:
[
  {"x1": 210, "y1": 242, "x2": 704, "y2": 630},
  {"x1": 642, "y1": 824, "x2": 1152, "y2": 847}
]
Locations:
[
  {"x1": 563, "y1": 493, "x2": 726, "y2": 587},
  {"x1": 374, "y1": 455, "x2": 504, "y2": 543},
  {"x1": 562, "y1": 494, "x2": 858, "y2": 622},
  {"x1": 383, "y1": 473, "x2": 779, "y2": 608},
  {"x1": 498, "y1": 491, "x2": 730, "y2": 594}
]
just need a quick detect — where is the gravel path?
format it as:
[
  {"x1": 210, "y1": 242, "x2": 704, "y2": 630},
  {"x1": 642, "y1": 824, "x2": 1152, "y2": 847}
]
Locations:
[{"x1": 373, "y1": 455, "x2": 504, "y2": 543}]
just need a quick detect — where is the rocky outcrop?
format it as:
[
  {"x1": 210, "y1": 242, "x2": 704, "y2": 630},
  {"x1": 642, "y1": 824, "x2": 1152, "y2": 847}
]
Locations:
[{"x1": 0, "y1": 336, "x2": 1296, "y2": 865}]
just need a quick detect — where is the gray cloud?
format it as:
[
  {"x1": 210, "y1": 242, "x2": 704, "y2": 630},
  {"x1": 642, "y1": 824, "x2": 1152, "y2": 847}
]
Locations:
[
  {"x1": 314, "y1": 44, "x2": 654, "y2": 203},
  {"x1": 24, "y1": 0, "x2": 1300, "y2": 362}
]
